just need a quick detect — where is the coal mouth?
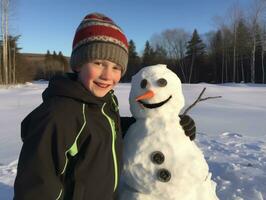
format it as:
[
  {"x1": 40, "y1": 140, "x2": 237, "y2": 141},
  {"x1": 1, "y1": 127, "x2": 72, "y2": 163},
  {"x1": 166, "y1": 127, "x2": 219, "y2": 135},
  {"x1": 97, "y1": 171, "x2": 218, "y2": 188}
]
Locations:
[{"x1": 138, "y1": 95, "x2": 172, "y2": 109}]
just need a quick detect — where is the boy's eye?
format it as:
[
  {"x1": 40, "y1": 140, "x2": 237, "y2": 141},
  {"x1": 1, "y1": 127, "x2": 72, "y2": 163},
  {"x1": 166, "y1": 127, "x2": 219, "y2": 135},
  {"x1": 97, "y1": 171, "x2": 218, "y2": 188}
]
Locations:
[
  {"x1": 92, "y1": 60, "x2": 103, "y2": 66},
  {"x1": 113, "y1": 65, "x2": 122, "y2": 71},
  {"x1": 94, "y1": 61, "x2": 103, "y2": 65}
]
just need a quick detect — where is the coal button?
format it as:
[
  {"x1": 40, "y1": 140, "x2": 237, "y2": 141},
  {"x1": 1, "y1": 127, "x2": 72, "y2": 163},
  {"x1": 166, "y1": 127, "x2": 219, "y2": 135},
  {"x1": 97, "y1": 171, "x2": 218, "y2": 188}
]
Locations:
[
  {"x1": 157, "y1": 168, "x2": 171, "y2": 182},
  {"x1": 151, "y1": 151, "x2": 165, "y2": 165}
]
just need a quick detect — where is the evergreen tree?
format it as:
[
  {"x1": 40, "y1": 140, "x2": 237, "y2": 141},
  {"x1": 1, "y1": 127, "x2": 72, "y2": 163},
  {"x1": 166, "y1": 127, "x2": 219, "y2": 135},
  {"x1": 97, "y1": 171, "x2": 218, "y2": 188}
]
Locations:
[
  {"x1": 209, "y1": 30, "x2": 223, "y2": 83},
  {"x1": 0, "y1": 35, "x2": 20, "y2": 84},
  {"x1": 142, "y1": 41, "x2": 155, "y2": 66},
  {"x1": 45, "y1": 50, "x2": 51, "y2": 63},
  {"x1": 186, "y1": 29, "x2": 206, "y2": 82},
  {"x1": 186, "y1": 30, "x2": 205, "y2": 56},
  {"x1": 44, "y1": 50, "x2": 52, "y2": 79},
  {"x1": 58, "y1": 51, "x2": 69, "y2": 73},
  {"x1": 52, "y1": 51, "x2": 57, "y2": 57},
  {"x1": 236, "y1": 20, "x2": 251, "y2": 83},
  {"x1": 128, "y1": 40, "x2": 138, "y2": 58},
  {"x1": 121, "y1": 40, "x2": 141, "y2": 82},
  {"x1": 153, "y1": 45, "x2": 168, "y2": 64}
]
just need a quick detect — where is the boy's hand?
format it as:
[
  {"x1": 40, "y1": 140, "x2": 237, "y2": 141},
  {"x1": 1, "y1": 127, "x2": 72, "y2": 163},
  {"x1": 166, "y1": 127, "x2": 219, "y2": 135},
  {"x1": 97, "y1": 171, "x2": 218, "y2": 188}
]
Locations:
[{"x1": 179, "y1": 115, "x2": 196, "y2": 141}]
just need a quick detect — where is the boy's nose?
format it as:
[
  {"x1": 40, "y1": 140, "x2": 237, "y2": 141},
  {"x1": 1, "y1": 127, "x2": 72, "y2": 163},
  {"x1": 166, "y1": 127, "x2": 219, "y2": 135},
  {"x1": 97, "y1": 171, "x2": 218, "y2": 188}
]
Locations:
[{"x1": 101, "y1": 68, "x2": 113, "y2": 80}]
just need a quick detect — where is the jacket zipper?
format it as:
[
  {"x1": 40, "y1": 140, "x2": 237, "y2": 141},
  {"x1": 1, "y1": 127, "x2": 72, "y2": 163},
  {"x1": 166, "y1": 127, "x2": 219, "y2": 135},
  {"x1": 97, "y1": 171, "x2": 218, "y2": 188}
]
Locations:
[
  {"x1": 101, "y1": 103, "x2": 118, "y2": 192},
  {"x1": 56, "y1": 104, "x2": 87, "y2": 200}
]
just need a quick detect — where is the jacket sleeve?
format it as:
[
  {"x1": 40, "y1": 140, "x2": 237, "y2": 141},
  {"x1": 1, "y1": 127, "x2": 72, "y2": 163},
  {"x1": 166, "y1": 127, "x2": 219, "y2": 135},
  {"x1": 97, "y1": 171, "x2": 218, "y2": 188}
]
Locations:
[
  {"x1": 120, "y1": 116, "x2": 136, "y2": 138},
  {"x1": 14, "y1": 106, "x2": 75, "y2": 200}
]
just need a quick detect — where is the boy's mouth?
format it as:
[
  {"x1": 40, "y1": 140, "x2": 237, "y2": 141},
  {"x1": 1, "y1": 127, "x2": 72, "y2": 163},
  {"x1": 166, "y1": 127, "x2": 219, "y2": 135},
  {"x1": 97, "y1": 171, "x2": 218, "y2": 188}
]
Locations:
[{"x1": 94, "y1": 81, "x2": 111, "y2": 88}]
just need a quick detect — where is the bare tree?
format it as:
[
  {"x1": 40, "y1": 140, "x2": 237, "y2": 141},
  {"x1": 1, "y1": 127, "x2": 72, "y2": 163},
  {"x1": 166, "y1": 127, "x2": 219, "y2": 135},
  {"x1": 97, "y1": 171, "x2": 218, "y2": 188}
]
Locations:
[
  {"x1": 261, "y1": 24, "x2": 266, "y2": 83},
  {"x1": 247, "y1": 0, "x2": 266, "y2": 83},
  {"x1": 228, "y1": 2, "x2": 243, "y2": 82},
  {"x1": 212, "y1": 16, "x2": 231, "y2": 83},
  {"x1": 1, "y1": 0, "x2": 17, "y2": 85},
  {"x1": 151, "y1": 29, "x2": 190, "y2": 82},
  {"x1": 0, "y1": 40, "x2": 2, "y2": 84},
  {"x1": 1, "y1": 0, "x2": 10, "y2": 84}
]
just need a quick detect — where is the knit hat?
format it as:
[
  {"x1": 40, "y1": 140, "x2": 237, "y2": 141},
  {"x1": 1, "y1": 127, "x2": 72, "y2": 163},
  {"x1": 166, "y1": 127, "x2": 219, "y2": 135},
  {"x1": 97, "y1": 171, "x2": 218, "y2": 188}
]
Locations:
[{"x1": 70, "y1": 13, "x2": 129, "y2": 75}]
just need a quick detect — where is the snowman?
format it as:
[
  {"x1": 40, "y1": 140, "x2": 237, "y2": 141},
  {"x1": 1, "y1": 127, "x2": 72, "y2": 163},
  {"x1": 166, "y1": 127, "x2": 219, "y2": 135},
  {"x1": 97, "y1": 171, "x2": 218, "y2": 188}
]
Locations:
[{"x1": 119, "y1": 64, "x2": 218, "y2": 200}]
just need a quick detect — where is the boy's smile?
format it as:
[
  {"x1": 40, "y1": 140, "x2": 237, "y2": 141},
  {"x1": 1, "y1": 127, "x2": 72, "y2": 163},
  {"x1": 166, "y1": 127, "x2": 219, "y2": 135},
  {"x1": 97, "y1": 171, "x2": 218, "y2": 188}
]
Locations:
[
  {"x1": 93, "y1": 81, "x2": 111, "y2": 88},
  {"x1": 76, "y1": 60, "x2": 122, "y2": 97}
]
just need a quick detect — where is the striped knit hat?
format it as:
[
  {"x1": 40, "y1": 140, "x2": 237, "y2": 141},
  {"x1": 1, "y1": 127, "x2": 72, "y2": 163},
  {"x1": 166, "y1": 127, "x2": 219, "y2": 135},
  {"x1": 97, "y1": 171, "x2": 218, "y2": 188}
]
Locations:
[{"x1": 70, "y1": 13, "x2": 129, "y2": 75}]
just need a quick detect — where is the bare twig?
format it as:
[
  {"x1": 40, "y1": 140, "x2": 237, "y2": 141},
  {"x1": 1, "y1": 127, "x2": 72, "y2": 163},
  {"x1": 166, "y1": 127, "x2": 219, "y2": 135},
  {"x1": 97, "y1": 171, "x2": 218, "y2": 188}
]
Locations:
[{"x1": 182, "y1": 87, "x2": 222, "y2": 115}]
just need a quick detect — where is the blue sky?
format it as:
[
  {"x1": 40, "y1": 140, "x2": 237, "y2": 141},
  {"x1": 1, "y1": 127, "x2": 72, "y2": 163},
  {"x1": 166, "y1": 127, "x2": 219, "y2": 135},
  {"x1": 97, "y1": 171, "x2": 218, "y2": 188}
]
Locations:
[{"x1": 11, "y1": 0, "x2": 251, "y2": 56}]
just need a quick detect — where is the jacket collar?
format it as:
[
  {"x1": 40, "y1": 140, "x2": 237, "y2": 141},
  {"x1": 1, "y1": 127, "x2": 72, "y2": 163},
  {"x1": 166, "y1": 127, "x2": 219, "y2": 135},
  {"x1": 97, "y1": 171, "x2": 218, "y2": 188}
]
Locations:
[{"x1": 42, "y1": 73, "x2": 114, "y2": 107}]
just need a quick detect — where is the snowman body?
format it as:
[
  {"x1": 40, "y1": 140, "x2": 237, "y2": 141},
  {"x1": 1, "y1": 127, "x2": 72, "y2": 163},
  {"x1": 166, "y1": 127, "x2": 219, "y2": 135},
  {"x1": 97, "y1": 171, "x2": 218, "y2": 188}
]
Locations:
[
  {"x1": 119, "y1": 64, "x2": 218, "y2": 200},
  {"x1": 120, "y1": 116, "x2": 218, "y2": 200}
]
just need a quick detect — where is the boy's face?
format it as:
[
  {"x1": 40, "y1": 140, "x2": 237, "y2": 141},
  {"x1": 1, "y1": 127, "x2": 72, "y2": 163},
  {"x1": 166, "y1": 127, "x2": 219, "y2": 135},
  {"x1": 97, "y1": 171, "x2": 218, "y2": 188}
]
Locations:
[{"x1": 76, "y1": 60, "x2": 122, "y2": 97}]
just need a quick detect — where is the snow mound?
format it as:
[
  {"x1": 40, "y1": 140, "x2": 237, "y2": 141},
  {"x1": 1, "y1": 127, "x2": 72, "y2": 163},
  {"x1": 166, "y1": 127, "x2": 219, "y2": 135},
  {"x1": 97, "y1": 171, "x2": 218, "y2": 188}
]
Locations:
[
  {"x1": 1, "y1": 133, "x2": 265, "y2": 200},
  {"x1": 197, "y1": 132, "x2": 266, "y2": 200},
  {"x1": 0, "y1": 160, "x2": 17, "y2": 200}
]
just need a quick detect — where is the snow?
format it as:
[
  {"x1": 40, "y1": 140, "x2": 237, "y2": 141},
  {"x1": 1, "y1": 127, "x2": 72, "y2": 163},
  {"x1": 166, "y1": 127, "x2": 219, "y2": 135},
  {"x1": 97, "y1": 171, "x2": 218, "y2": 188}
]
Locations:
[
  {"x1": 0, "y1": 80, "x2": 266, "y2": 199},
  {"x1": 198, "y1": 132, "x2": 266, "y2": 199}
]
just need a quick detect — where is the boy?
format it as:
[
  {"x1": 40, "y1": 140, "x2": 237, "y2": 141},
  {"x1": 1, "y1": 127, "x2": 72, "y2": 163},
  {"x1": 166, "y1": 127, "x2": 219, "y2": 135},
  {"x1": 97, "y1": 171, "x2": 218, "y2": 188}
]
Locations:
[{"x1": 14, "y1": 13, "x2": 195, "y2": 200}]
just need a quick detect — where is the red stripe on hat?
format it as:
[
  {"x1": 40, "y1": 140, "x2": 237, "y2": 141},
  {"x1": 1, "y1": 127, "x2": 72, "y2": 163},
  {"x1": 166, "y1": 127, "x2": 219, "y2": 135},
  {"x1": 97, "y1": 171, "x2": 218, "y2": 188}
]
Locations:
[{"x1": 73, "y1": 25, "x2": 128, "y2": 49}]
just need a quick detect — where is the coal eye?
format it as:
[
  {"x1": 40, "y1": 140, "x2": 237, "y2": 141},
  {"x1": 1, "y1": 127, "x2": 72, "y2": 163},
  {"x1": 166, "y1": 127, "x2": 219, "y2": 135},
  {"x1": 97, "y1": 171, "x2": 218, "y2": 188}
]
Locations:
[
  {"x1": 140, "y1": 79, "x2": 148, "y2": 89},
  {"x1": 157, "y1": 78, "x2": 167, "y2": 87}
]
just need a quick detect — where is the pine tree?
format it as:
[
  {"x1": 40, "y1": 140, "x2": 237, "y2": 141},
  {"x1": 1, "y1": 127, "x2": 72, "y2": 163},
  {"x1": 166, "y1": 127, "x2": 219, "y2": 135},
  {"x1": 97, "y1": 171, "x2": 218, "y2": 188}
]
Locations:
[
  {"x1": 44, "y1": 50, "x2": 52, "y2": 79},
  {"x1": 210, "y1": 30, "x2": 223, "y2": 83},
  {"x1": 121, "y1": 40, "x2": 140, "y2": 82},
  {"x1": 0, "y1": 35, "x2": 21, "y2": 84},
  {"x1": 186, "y1": 30, "x2": 205, "y2": 56},
  {"x1": 142, "y1": 41, "x2": 155, "y2": 66},
  {"x1": 236, "y1": 20, "x2": 251, "y2": 83},
  {"x1": 128, "y1": 40, "x2": 138, "y2": 59},
  {"x1": 186, "y1": 29, "x2": 206, "y2": 83},
  {"x1": 153, "y1": 45, "x2": 168, "y2": 64},
  {"x1": 58, "y1": 51, "x2": 69, "y2": 73}
]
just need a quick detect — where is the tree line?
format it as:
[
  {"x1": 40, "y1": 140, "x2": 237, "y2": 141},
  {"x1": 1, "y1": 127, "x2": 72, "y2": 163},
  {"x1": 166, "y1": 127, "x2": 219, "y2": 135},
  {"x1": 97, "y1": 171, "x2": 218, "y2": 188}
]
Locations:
[
  {"x1": 1, "y1": 0, "x2": 266, "y2": 84},
  {"x1": 38, "y1": 50, "x2": 69, "y2": 80},
  {"x1": 123, "y1": 0, "x2": 266, "y2": 83},
  {"x1": 0, "y1": 35, "x2": 69, "y2": 83},
  {"x1": 1, "y1": 0, "x2": 69, "y2": 84}
]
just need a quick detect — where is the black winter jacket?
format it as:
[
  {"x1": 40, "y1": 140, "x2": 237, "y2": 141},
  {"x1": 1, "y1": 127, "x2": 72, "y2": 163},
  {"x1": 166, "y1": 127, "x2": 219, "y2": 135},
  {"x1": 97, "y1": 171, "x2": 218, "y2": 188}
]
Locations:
[{"x1": 14, "y1": 74, "x2": 124, "y2": 200}]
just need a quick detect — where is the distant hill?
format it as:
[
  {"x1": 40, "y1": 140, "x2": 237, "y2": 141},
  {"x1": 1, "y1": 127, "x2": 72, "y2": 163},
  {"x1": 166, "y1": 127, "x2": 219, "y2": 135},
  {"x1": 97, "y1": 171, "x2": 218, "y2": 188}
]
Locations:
[
  {"x1": 21, "y1": 53, "x2": 70, "y2": 63},
  {"x1": 16, "y1": 52, "x2": 71, "y2": 82}
]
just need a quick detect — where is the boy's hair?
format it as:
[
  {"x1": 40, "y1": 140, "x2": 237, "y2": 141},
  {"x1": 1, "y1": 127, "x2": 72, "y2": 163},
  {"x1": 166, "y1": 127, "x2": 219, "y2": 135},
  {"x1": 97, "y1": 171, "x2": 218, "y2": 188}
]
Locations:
[{"x1": 70, "y1": 13, "x2": 129, "y2": 75}]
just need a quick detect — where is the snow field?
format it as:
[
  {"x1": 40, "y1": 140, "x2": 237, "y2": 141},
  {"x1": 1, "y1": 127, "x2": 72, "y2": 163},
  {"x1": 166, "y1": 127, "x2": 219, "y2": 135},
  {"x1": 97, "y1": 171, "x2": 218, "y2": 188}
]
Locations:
[{"x1": 0, "y1": 82, "x2": 265, "y2": 199}]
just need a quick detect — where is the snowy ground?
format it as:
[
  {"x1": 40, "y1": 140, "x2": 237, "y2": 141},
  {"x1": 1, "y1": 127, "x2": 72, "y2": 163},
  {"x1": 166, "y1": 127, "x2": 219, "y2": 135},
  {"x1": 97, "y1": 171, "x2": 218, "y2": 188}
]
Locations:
[{"x1": 0, "y1": 82, "x2": 265, "y2": 200}]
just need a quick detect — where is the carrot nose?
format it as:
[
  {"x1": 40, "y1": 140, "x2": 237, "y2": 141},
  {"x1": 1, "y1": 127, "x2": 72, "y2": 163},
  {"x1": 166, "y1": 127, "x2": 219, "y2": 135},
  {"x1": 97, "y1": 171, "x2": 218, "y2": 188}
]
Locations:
[{"x1": 135, "y1": 90, "x2": 155, "y2": 101}]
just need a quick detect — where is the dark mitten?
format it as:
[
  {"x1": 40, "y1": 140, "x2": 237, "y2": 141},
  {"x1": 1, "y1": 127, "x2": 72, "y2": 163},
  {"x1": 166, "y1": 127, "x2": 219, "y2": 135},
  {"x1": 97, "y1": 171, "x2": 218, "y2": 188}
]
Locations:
[
  {"x1": 179, "y1": 115, "x2": 196, "y2": 141},
  {"x1": 120, "y1": 117, "x2": 136, "y2": 138}
]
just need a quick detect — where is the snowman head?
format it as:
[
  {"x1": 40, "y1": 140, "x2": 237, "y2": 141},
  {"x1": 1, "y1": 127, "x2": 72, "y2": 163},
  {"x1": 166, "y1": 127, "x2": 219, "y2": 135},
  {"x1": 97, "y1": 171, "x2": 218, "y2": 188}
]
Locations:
[{"x1": 129, "y1": 64, "x2": 185, "y2": 119}]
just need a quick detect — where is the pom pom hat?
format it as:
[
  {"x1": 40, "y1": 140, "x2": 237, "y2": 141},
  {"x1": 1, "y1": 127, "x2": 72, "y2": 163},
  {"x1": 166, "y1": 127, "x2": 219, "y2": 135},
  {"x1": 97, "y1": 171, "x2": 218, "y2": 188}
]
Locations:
[{"x1": 70, "y1": 13, "x2": 129, "y2": 75}]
